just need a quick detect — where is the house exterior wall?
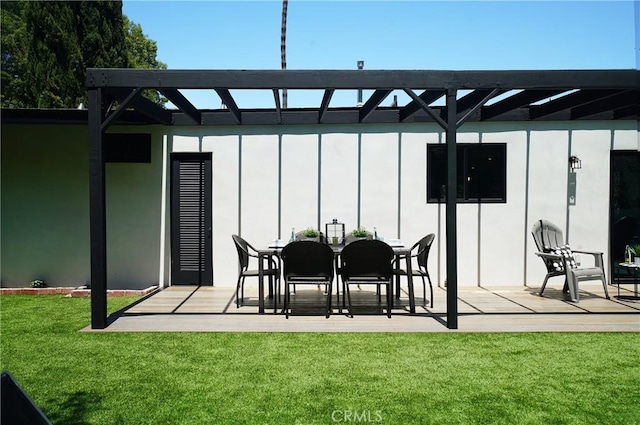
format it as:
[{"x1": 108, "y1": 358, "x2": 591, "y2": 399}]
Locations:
[
  {"x1": 1, "y1": 124, "x2": 165, "y2": 289},
  {"x1": 2, "y1": 120, "x2": 637, "y2": 289}
]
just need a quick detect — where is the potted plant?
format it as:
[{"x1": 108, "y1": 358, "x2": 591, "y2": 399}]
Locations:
[
  {"x1": 631, "y1": 244, "x2": 640, "y2": 264},
  {"x1": 351, "y1": 227, "x2": 371, "y2": 239},
  {"x1": 300, "y1": 227, "x2": 320, "y2": 241}
]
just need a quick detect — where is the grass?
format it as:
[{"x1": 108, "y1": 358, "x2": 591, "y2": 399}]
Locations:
[{"x1": 1, "y1": 295, "x2": 639, "y2": 424}]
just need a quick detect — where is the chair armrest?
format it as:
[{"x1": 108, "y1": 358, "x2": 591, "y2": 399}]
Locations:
[
  {"x1": 535, "y1": 252, "x2": 562, "y2": 260},
  {"x1": 571, "y1": 250, "x2": 604, "y2": 268},
  {"x1": 571, "y1": 249, "x2": 603, "y2": 256}
]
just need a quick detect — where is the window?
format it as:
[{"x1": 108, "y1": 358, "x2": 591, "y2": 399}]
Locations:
[
  {"x1": 427, "y1": 143, "x2": 506, "y2": 203},
  {"x1": 105, "y1": 133, "x2": 151, "y2": 163}
]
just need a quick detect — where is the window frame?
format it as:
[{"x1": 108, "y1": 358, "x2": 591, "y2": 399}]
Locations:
[{"x1": 426, "y1": 142, "x2": 507, "y2": 204}]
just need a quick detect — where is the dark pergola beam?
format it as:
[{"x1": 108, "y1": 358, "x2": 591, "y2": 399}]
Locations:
[
  {"x1": 359, "y1": 89, "x2": 392, "y2": 122},
  {"x1": 108, "y1": 88, "x2": 172, "y2": 125},
  {"x1": 399, "y1": 90, "x2": 444, "y2": 122},
  {"x1": 101, "y1": 87, "x2": 142, "y2": 131},
  {"x1": 456, "y1": 88, "x2": 501, "y2": 128},
  {"x1": 445, "y1": 88, "x2": 458, "y2": 330},
  {"x1": 215, "y1": 89, "x2": 241, "y2": 124},
  {"x1": 87, "y1": 69, "x2": 638, "y2": 90},
  {"x1": 159, "y1": 88, "x2": 201, "y2": 125},
  {"x1": 88, "y1": 88, "x2": 107, "y2": 329},
  {"x1": 570, "y1": 90, "x2": 637, "y2": 120},
  {"x1": 440, "y1": 89, "x2": 506, "y2": 121},
  {"x1": 318, "y1": 89, "x2": 334, "y2": 123},
  {"x1": 529, "y1": 89, "x2": 624, "y2": 120},
  {"x1": 403, "y1": 89, "x2": 447, "y2": 130},
  {"x1": 481, "y1": 89, "x2": 567, "y2": 121},
  {"x1": 613, "y1": 104, "x2": 639, "y2": 119},
  {"x1": 272, "y1": 89, "x2": 282, "y2": 124}
]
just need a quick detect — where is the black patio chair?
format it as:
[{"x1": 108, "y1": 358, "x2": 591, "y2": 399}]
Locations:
[
  {"x1": 531, "y1": 220, "x2": 609, "y2": 302},
  {"x1": 393, "y1": 233, "x2": 435, "y2": 307},
  {"x1": 231, "y1": 234, "x2": 281, "y2": 312},
  {"x1": 340, "y1": 239, "x2": 395, "y2": 318},
  {"x1": 280, "y1": 241, "x2": 335, "y2": 318}
]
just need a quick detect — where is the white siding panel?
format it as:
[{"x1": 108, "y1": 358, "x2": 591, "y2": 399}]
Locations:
[
  {"x1": 400, "y1": 130, "x2": 443, "y2": 285},
  {"x1": 567, "y1": 130, "x2": 611, "y2": 269},
  {"x1": 360, "y1": 132, "x2": 398, "y2": 236},
  {"x1": 320, "y1": 133, "x2": 359, "y2": 234},
  {"x1": 611, "y1": 128, "x2": 638, "y2": 150},
  {"x1": 281, "y1": 134, "x2": 319, "y2": 234},
  {"x1": 203, "y1": 135, "x2": 240, "y2": 287},
  {"x1": 171, "y1": 135, "x2": 201, "y2": 152},
  {"x1": 240, "y1": 135, "x2": 279, "y2": 246},
  {"x1": 526, "y1": 130, "x2": 570, "y2": 286},
  {"x1": 478, "y1": 131, "x2": 528, "y2": 285}
]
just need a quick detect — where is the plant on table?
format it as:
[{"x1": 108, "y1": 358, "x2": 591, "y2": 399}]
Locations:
[
  {"x1": 302, "y1": 227, "x2": 320, "y2": 238},
  {"x1": 631, "y1": 244, "x2": 640, "y2": 260},
  {"x1": 352, "y1": 227, "x2": 371, "y2": 238}
]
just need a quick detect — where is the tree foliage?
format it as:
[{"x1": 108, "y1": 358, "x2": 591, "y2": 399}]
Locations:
[
  {"x1": 1, "y1": 1, "x2": 166, "y2": 108},
  {"x1": 124, "y1": 15, "x2": 167, "y2": 105},
  {"x1": 1, "y1": 1, "x2": 28, "y2": 108}
]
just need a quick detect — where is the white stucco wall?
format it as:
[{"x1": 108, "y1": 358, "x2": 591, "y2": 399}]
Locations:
[{"x1": 2, "y1": 120, "x2": 637, "y2": 289}]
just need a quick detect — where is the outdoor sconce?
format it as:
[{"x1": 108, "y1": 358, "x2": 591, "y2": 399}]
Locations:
[
  {"x1": 326, "y1": 219, "x2": 345, "y2": 246},
  {"x1": 569, "y1": 155, "x2": 582, "y2": 170}
]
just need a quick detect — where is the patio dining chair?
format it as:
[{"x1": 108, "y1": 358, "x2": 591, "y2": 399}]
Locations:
[
  {"x1": 340, "y1": 239, "x2": 395, "y2": 318},
  {"x1": 280, "y1": 241, "x2": 335, "y2": 318},
  {"x1": 231, "y1": 234, "x2": 281, "y2": 312},
  {"x1": 531, "y1": 220, "x2": 609, "y2": 302},
  {"x1": 392, "y1": 233, "x2": 435, "y2": 307}
]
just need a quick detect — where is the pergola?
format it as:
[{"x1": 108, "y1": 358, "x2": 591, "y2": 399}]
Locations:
[{"x1": 86, "y1": 68, "x2": 639, "y2": 329}]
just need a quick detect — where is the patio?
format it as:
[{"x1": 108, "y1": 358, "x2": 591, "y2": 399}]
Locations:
[{"x1": 94, "y1": 283, "x2": 640, "y2": 332}]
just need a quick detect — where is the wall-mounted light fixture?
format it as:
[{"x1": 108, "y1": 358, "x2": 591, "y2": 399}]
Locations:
[{"x1": 569, "y1": 155, "x2": 582, "y2": 170}]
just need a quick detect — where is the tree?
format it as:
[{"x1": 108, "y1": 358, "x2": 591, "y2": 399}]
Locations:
[
  {"x1": 0, "y1": 1, "x2": 166, "y2": 108},
  {"x1": 1, "y1": 1, "x2": 28, "y2": 107},
  {"x1": 21, "y1": 1, "x2": 128, "y2": 108},
  {"x1": 124, "y1": 15, "x2": 167, "y2": 105}
]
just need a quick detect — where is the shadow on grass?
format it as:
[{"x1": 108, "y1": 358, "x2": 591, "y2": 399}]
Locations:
[{"x1": 46, "y1": 390, "x2": 100, "y2": 425}]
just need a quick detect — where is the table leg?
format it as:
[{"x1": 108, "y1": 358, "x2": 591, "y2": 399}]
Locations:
[{"x1": 405, "y1": 254, "x2": 416, "y2": 314}]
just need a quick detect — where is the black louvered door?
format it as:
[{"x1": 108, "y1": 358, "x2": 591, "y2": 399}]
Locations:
[{"x1": 171, "y1": 153, "x2": 213, "y2": 285}]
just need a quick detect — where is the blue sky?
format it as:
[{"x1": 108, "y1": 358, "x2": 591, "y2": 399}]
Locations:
[{"x1": 122, "y1": 1, "x2": 638, "y2": 108}]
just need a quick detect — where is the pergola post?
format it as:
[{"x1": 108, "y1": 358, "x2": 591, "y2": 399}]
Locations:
[
  {"x1": 89, "y1": 87, "x2": 108, "y2": 329},
  {"x1": 445, "y1": 88, "x2": 458, "y2": 329}
]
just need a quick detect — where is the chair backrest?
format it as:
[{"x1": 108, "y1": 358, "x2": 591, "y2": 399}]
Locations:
[
  {"x1": 231, "y1": 234, "x2": 250, "y2": 270},
  {"x1": 531, "y1": 220, "x2": 564, "y2": 252},
  {"x1": 531, "y1": 220, "x2": 566, "y2": 273},
  {"x1": 340, "y1": 239, "x2": 394, "y2": 280},
  {"x1": 416, "y1": 233, "x2": 435, "y2": 270},
  {"x1": 281, "y1": 240, "x2": 334, "y2": 280}
]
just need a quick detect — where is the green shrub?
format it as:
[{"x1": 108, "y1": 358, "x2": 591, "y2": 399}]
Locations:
[{"x1": 30, "y1": 279, "x2": 47, "y2": 288}]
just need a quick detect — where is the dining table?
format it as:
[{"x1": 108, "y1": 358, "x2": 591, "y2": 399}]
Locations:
[{"x1": 256, "y1": 239, "x2": 416, "y2": 315}]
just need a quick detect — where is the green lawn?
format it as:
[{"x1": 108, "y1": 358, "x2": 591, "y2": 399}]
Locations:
[{"x1": 1, "y1": 295, "x2": 638, "y2": 425}]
